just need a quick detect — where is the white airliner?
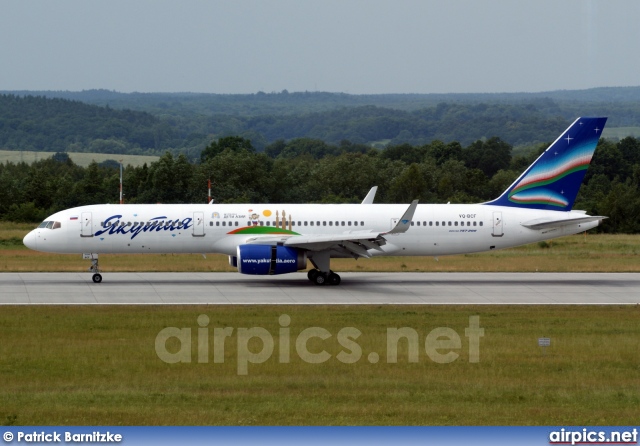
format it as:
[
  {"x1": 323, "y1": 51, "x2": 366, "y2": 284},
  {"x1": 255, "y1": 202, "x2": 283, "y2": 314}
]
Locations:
[{"x1": 24, "y1": 117, "x2": 607, "y2": 285}]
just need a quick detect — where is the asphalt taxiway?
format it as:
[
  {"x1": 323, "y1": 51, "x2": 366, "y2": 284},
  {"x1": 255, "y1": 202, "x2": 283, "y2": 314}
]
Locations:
[{"x1": 1, "y1": 272, "x2": 639, "y2": 304}]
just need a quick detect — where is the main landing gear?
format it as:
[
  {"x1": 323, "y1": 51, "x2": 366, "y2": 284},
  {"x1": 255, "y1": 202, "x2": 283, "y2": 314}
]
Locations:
[
  {"x1": 307, "y1": 250, "x2": 341, "y2": 285},
  {"x1": 307, "y1": 269, "x2": 341, "y2": 286}
]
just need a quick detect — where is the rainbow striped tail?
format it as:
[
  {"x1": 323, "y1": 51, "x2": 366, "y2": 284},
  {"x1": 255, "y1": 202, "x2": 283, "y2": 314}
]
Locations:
[{"x1": 486, "y1": 117, "x2": 607, "y2": 211}]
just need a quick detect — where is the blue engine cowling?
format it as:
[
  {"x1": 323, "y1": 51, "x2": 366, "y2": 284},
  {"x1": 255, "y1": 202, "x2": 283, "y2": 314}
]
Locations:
[{"x1": 236, "y1": 245, "x2": 307, "y2": 275}]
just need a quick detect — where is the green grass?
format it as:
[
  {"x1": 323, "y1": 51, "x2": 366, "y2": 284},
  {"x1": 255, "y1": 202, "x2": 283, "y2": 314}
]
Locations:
[
  {"x1": 0, "y1": 305, "x2": 638, "y2": 425},
  {"x1": 0, "y1": 150, "x2": 159, "y2": 168}
]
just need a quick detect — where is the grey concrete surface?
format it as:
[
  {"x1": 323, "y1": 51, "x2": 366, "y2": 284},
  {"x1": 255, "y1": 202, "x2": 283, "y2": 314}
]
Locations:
[{"x1": 1, "y1": 272, "x2": 639, "y2": 304}]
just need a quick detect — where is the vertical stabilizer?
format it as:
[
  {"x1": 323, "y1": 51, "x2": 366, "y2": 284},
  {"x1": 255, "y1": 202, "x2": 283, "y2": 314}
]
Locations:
[{"x1": 485, "y1": 117, "x2": 607, "y2": 211}]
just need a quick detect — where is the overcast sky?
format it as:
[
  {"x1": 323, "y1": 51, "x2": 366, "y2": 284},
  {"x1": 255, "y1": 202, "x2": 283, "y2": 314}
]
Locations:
[{"x1": 1, "y1": 0, "x2": 638, "y2": 94}]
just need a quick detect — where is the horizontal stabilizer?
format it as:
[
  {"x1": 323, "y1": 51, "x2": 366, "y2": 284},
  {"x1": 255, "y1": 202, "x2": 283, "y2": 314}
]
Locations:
[{"x1": 521, "y1": 215, "x2": 607, "y2": 230}]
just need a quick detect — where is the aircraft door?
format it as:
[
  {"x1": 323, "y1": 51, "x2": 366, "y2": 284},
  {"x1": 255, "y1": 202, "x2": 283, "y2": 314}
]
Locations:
[
  {"x1": 192, "y1": 212, "x2": 205, "y2": 237},
  {"x1": 492, "y1": 211, "x2": 503, "y2": 237},
  {"x1": 81, "y1": 212, "x2": 93, "y2": 237}
]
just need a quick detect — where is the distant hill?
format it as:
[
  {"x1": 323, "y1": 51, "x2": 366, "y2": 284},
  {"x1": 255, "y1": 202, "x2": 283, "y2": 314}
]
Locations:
[
  {"x1": 0, "y1": 150, "x2": 158, "y2": 168},
  {"x1": 0, "y1": 94, "x2": 191, "y2": 155},
  {"x1": 2, "y1": 87, "x2": 640, "y2": 157},
  {"x1": 5, "y1": 86, "x2": 640, "y2": 116}
]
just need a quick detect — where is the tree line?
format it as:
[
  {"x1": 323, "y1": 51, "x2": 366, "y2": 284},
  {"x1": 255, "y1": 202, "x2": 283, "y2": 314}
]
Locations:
[{"x1": 2, "y1": 135, "x2": 639, "y2": 233}]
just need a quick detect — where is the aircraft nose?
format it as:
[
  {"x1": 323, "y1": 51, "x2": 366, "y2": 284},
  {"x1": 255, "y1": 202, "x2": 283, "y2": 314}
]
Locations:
[{"x1": 23, "y1": 230, "x2": 37, "y2": 250}]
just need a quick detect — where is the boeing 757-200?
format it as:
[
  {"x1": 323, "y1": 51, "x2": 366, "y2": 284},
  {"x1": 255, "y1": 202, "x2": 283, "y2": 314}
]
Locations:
[{"x1": 23, "y1": 117, "x2": 608, "y2": 285}]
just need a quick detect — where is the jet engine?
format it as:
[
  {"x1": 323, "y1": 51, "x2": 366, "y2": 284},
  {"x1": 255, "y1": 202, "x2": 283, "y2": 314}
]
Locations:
[{"x1": 233, "y1": 245, "x2": 307, "y2": 275}]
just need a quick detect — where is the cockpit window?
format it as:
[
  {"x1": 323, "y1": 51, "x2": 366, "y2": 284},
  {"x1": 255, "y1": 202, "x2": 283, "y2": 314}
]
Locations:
[{"x1": 38, "y1": 221, "x2": 61, "y2": 229}]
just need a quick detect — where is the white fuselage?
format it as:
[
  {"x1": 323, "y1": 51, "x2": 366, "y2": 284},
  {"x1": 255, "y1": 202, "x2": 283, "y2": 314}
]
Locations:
[{"x1": 23, "y1": 203, "x2": 598, "y2": 258}]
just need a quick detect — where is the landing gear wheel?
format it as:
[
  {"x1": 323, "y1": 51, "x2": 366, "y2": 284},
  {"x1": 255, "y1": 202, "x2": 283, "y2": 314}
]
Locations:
[
  {"x1": 328, "y1": 272, "x2": 341, "y2": 286},
  {"x1": 307, "y1": 269, "x2": 319, "y2": 281},
  {"x1": 88, "y1": 257, "x2": 102, "y2": 283},
  {"x1": 314, "y1": 273, "x2": 327, "y2": 285}
]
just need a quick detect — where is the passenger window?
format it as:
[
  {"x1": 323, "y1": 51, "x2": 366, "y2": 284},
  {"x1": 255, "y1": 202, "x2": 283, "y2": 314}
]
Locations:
[
  {"x1": 361, "y1": 221, "x2": 364, "y2": 226},
  {"x1": 436, "y1": 222, "x2": 439, "y2": 226},
  {"x1": 454, "y1": 222, "x2": 458, "y2": 226},
  {"x1": 329, "y1": 222, "x2": 333, "y2": 226},
  {"x1": 473, "y1": 221, "x2": 477, "y2": 226},
  {"x1": 348, "y1": 221, "x2": 351, "y2": 226},
  {"x1": 448, "y1": 222, "x2": 451, "y2": 226},
  {"x1": 354, "y1": 222, "x2": 358, "y2": 226},
  {"x1": 323, "y1": 222, "x2": 326, "y2": 226},
  {"x1": 429, "y1": 222, "x2": 433, "y2": 226},
  {"x1": 480, "y1": 221, "x2": 483, "y2": 226},
  {"x1": 411, "y1": 222, "x2": 415, "y2": 226}
]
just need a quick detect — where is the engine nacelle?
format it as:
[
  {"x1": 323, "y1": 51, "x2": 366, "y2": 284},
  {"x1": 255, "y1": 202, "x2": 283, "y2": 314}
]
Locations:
[{"x1": 237, "y1": 245, "x2": 307, "y2": 275}]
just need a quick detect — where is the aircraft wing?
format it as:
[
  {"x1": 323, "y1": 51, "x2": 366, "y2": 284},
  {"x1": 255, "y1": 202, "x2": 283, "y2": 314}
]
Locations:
[
  {"x1": 521, "y1": 215, "x2": 607, "y2": 230},
  {"x1": 242, "y1": 200, "x2": 418, "y2": 259}
]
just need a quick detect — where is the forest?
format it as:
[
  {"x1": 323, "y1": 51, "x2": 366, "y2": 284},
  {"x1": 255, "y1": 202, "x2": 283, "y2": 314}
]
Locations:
[{"x1": 2, "y1": 134, "x2": 639, "y2": 233}]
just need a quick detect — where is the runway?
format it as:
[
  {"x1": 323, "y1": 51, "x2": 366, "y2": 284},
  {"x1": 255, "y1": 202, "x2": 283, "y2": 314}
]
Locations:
[{"x1": 1, "y1": 272, "x2": 639, "y2": 304}]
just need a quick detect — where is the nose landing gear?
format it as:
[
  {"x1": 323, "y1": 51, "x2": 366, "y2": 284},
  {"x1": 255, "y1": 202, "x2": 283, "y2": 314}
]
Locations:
[{"x1": 84, "y1": 253, "x2": 102, "y2": 283}]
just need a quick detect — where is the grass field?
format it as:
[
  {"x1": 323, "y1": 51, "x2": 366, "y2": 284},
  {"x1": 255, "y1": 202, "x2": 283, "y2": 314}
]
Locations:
[
  {"x1": 0, "y1": 150, "x2": 159, "y2": 168},
  {"x1": 0, "y1": 305, "x2": 638, "y2": 425},
  {"x1": 2, "y1": 222, "x2": 640, "y2": 272}
]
